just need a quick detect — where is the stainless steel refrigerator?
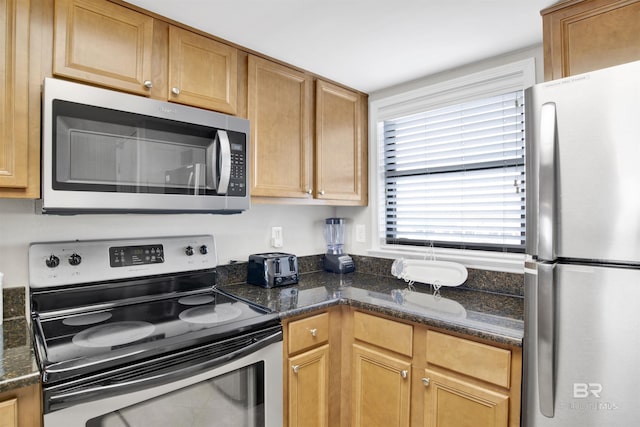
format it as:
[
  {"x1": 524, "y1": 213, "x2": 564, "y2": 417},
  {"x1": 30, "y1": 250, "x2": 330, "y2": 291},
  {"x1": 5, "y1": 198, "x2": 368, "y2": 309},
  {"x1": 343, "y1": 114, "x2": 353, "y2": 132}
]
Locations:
[{"x1": 524, "y1": 59, "x2": 640, "y2": 426}]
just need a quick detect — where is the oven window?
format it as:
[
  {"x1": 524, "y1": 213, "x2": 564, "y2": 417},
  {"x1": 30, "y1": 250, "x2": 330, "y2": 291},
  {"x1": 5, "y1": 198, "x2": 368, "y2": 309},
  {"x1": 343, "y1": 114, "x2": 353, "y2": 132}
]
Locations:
[
  {"x1": 52, "y1": 99, "x2": 247, "y2": 196},
  {"x1": 86, "y1": 362, "x2": 265, "y2": 427}
]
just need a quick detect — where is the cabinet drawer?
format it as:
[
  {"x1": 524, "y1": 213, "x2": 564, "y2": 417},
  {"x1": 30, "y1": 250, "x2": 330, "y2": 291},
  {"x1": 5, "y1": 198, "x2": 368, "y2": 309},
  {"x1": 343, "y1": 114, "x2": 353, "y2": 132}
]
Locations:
[
  {"x1": 288, "y1": 312, "x2": 329, "y2": 354},
  {"x1": 426, "y1": 331, "x2": 511, "y2": 388},
  {"x1": 353, "y1": 311, "x2": 413, "y2": 357}
]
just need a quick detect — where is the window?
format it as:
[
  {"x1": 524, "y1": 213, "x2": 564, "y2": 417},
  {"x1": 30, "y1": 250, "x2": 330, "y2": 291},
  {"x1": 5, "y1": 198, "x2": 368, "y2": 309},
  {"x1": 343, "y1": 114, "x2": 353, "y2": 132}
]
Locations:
[
  {"x1": 372, "y1": 58, "x2": 535, "y2": 259},
  {"x1": 382, "y1": 90, "x2": 525, "y2": 252}
]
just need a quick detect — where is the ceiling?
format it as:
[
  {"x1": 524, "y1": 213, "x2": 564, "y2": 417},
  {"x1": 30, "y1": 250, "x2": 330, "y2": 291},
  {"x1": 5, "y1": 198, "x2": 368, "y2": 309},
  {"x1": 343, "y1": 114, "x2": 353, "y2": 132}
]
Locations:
[{"x1": 124, "y1": 0, "x2": 558, "y2": 94}]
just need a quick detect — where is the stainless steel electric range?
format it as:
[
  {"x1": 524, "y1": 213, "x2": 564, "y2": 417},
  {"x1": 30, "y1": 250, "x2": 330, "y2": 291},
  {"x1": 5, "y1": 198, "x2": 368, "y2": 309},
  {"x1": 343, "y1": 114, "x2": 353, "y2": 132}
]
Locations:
[{"x1": 29, "y1": 235, "x2": 283, "y2": 427}]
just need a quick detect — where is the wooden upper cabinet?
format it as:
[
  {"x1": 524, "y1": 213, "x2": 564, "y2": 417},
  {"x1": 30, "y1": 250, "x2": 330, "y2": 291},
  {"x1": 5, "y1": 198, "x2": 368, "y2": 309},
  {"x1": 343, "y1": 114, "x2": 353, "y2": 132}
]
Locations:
[
  {"x1": 248, "y1": 55, "x2": 313, "y2": 199},
  {"x1": 248, "y1": 55, "x2": 368, "y2": 205},
  {"x1": 0, "y1": 0, "x2": 29, "y2": 192},
  {"x1": 542, "y1": 0, "x2": 640, "y2": 80},
  {"x1": 53, "y1": 0, "x2": 154, "y2": 95},
  {"x1": 315, "y1": 80, "x2": 367, "y2": 204},
  {"x1": 168, "y1": 26, "x2": 237, "y2": 114}
]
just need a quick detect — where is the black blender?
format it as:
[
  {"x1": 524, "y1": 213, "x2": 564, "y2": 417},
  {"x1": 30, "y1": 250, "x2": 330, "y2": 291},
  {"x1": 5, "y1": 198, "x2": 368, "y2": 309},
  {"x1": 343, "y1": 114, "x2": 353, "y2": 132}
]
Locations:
[{"x1": 323, "y1": 218, "x2": 355, "y2": 274}]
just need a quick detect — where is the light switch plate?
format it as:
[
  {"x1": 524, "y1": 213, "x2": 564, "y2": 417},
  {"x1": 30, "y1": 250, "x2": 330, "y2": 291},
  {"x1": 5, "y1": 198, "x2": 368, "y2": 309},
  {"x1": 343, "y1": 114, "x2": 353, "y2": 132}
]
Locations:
[
  {"x1": 271, "y1": 226, "x2": 283, "y2": 248},
  {"x1": 355, "y1": 224, "x2": 366, "y2": 243}
]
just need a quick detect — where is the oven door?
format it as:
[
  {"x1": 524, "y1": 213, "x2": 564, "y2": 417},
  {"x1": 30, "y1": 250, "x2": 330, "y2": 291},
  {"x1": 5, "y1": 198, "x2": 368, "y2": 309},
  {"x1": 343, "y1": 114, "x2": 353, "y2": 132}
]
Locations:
[{"x1": 43, "y1": 328, "x2": 282, "y2": 427}]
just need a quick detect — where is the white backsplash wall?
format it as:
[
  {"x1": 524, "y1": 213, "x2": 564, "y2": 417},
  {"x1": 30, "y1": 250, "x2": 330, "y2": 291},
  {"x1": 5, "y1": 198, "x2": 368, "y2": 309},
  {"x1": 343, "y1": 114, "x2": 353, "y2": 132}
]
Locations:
[{"x1": 0, "y1": 198, "x2": 335, "y2": 288}]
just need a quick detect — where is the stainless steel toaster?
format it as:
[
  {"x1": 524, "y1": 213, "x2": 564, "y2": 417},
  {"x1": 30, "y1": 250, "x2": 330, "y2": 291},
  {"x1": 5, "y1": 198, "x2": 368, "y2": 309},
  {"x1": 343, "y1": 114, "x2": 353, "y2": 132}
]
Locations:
[{"x1": 247, "y1": 252, "x2": 299, "y2": 288}]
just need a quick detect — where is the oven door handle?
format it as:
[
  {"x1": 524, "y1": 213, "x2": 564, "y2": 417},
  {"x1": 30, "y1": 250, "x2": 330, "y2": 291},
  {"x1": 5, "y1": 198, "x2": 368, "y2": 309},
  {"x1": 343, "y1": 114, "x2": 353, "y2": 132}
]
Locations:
[{"x1": 48, "y1": 329, "x2": 282, "y2": 412}]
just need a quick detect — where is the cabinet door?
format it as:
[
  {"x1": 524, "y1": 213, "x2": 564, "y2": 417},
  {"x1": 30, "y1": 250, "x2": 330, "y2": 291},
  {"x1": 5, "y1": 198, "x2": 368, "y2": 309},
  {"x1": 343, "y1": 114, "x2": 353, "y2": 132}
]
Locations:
[
  {"x1": 352, "y1": 343, "x2": 411, "y2": 427},
  {"x1": 422, "y1": 369, "x2": 509, "y2": 427},
  {"x1": 542, "y1": 0, "x2": 640, "y2": 80},
  {"x1": 0, "y1": 384, "x2": 41, "y2": 427},
  {"x1": 53, "y1": 0, "x2": 154, "y2": 95},
  {"x1": 0, "y1": 0, "x2": 29, "y2": 190},
  {"x1": 248, "y1": 55, "x2": 313, "y2": 198},
  {"x1": 168, "y1": 26, "x2": 237, "y2": 114},
  {"x1": 315, "y1": 80, "x2": 367, "y2": 204},
  {"x1": 0, "y1": 398, "x2": 17, "y2": 427},
  {"x1": 288, "y1": 344, "x2": 330, "y2": 427}
]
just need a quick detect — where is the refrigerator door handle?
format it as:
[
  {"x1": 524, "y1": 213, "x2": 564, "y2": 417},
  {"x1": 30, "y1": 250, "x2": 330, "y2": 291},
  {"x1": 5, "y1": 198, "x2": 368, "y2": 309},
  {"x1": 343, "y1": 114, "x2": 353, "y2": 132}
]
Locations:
[
  {"x1": 538, "y1": 102, "x2": 557, "y2": 261},
  {"x1": 538, "y1": 262, "x2": 555, "y2": 418}
]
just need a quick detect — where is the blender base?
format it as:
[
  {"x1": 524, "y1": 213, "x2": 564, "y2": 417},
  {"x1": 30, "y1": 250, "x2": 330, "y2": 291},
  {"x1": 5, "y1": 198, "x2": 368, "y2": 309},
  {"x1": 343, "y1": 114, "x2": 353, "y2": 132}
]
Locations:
[{"x1": 323, "y1": 254, "x2": 355, "y2": 274}]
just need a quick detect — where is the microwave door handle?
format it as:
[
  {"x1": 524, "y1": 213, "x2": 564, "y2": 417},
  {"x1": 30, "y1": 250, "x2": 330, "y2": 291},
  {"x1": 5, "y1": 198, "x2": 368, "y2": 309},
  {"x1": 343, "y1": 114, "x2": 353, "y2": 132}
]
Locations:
[
  {"x1": 215, "y1": 130, "x2": 231, "y2": 195},
  {"x1": 538, "y1": 102, "x2": 557, "y2": 261},
  {"x1": 187, "y1": 170, "x2": 194, "y2": 194}
]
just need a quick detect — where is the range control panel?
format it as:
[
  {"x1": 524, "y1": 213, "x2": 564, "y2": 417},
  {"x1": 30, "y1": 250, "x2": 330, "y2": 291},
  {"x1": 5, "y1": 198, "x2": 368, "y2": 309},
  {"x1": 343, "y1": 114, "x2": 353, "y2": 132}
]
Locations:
[
  {"x1": 110, "y1": 244, "x2": 165, "y2": 267},
  {"x1": 29, "y1": 235, "x2": 217, "y2": 288}
]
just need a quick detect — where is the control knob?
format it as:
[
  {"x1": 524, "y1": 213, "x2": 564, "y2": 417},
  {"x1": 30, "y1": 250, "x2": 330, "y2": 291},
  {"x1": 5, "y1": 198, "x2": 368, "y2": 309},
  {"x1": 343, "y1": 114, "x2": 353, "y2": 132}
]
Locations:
[
  {"x1": 45, "y1": 254, "x2": 60, "y2": 268},
  {"x1": 199, "y1": 245, "x2": 208, "y2": 255},
  {"x1": 69, "y1": 253, "x2": 82, "y2": 266},
  {"x1": 185, "y1": 246, "x2": 194, "y2": 256}
]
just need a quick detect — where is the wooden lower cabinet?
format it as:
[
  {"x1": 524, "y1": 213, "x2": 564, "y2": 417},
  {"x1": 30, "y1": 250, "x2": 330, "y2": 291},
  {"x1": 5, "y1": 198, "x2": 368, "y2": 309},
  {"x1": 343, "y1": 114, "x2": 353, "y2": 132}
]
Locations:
[
  {"x1": 284, "y1": 308, "x2": 521, "y2": 427},
  {"x1": 283, "y1": 308, "x2": 342, "y2": 427},
  {"x1": 288, "y1": 344, "x2": 330, "y2": 427},
  {"x1": 0, "y1": 384, "x2": 41, "y2": 427},
  {"x1": 0, "y1": 398, "x2": 17, "y2": 427},
  {"x1": 422, "y1": 369, "x2": 509, "y2": 427},
  {"x1": 351, "y1": 343, "x2": 411, "y2": 427}
]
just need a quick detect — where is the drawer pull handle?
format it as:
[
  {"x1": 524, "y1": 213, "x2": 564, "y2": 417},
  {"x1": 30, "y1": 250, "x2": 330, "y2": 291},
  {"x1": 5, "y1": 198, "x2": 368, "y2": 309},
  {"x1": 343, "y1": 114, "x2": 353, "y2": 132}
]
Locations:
[
  {"x1": 292, "y1": 365, "x2": 300, "y2": 374},
  {"x1": 422, "y1": 377, "x2": 431, "y2": 387},
  {"x1": 401, "y1": 370, "x2": 408, "y2": 379},
  {"x1": 309, "y1": 328, "x2": 318, "y2": 337}
]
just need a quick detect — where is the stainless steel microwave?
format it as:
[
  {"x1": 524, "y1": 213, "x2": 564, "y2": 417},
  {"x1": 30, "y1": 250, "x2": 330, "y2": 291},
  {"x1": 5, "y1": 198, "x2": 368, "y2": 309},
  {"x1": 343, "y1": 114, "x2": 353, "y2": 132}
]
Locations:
[{"x1": 41, "y1": 78, "x2": 250, "y2": 214}]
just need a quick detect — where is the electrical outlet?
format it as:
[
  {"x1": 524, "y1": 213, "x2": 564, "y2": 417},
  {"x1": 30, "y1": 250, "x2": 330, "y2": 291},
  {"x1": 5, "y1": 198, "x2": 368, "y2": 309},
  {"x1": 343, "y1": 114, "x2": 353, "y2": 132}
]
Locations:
[
  {"x1": 271, "y1": 226, "x2": 283, "y2": 248},
  {"x1": 355, "y1": 224, "x2": 366, "y2": 243}
]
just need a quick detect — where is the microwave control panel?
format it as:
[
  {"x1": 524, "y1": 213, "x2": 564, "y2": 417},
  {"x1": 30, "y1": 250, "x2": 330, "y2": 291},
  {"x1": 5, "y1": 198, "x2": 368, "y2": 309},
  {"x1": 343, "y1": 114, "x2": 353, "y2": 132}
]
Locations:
[{"x1": 228, "y1": 140, "x2": 246, "y2": 197}]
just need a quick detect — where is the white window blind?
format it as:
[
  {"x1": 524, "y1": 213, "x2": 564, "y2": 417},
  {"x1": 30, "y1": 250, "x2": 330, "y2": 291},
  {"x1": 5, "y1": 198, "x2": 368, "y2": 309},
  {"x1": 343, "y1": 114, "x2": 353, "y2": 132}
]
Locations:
[{"x1": 383, "y1": 90, "x2": 525, "y2": 252}]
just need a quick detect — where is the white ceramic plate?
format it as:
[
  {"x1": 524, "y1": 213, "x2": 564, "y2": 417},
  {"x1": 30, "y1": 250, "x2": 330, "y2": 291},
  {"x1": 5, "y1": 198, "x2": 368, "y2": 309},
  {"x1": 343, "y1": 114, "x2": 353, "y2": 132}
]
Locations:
[{"x1": 391, "y1": 259, "x2": 468, "y2": 287}]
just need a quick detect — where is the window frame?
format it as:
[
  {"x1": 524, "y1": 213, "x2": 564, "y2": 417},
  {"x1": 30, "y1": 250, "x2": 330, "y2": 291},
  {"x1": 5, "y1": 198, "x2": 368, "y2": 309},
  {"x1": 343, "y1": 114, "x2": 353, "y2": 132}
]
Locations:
[{"x1": 368, "y1": 58, "x2": 536, "y2": 273}]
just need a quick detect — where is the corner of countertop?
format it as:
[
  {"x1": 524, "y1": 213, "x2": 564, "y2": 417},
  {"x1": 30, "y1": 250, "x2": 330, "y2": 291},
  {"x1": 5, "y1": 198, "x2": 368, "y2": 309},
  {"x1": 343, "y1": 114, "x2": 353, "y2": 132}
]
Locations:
[{"x1": 216, "y1": 254, "x2": 524, "y2": 298}]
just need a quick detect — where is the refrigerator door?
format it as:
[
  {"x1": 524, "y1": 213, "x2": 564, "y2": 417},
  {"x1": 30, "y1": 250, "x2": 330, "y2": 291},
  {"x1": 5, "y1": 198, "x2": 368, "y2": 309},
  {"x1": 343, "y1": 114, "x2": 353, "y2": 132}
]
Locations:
[
  {"x1": 524, "y1": 262, "x2": 640, "y2": 426},
  {"x1": 525, "y1": 60, "x2": 640, "y2": 264}
]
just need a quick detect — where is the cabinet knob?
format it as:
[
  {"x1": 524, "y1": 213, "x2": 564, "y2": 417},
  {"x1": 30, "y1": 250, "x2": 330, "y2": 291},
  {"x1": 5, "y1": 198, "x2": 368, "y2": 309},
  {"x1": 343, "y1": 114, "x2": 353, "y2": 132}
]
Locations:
[
  {"x1": 309, "y1": 328, "x2": 318, "y2": 337},
  {"x1": 319, "y1": 190, "x2": 325, "y2": 195},
  {"x1": 422, "y1": 377, "x2": 431, "y2": 387},
  {"x1": 143, "y1": 80, "x2": 153, "y2": 89},
  {"x1": 292, "y1": 365, "x2": 300, "y2": 374},
  {"x1": 172, "y1": 87, "x2": 181, "y2": 95},
  {"x1": 306, "y1": 189, "x2": 312, "y2": 195},
  {"x1": 401, "y1": 370, "x2": 409, "y2": 379}
]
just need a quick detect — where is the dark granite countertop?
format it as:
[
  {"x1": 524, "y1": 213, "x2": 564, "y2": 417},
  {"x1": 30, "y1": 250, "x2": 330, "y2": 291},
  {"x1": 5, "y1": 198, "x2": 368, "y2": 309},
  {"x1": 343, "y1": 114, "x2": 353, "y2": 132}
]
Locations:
[
  {"x1": 0, "y1": 318, "x2": 40, "y2": 393},
  {"x1": 217, "y1": 271, "x2": 524, "y2": 347}
]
